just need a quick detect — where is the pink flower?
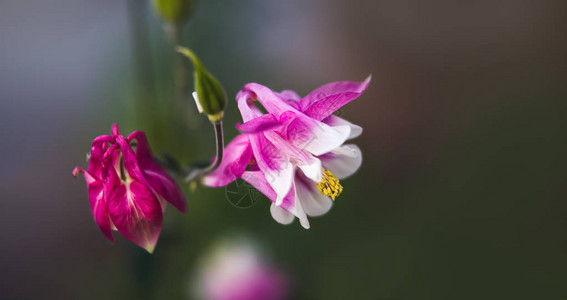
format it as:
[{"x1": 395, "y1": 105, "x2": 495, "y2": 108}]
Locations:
[
  {"x1": 204, "y1": 77, "x2": 370, "y2": 228},
  {"x1": 73, "y1": 124, "x2": 186, "y2": 252}
]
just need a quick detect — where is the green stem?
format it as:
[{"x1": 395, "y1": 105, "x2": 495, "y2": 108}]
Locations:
[
  {"x1": 127, "y1": 0, "x2": 156, "y2": 119},
  {"x1": 164, "y1": 24, "x2": 200, "y2": 129},
  {"x1": 165, "y1": 24, "x2": 188, "y2": 110},
  {"x1": 184, "y1": 120, "x2": 224, "y2": 182}
]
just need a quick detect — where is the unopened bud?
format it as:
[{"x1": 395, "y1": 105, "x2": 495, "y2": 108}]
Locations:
[
  {"x1": 177, "y1": 46, "x2": 227, "y2": 123},
  {"x1": 152, "y1": 0, "x2": 195, "y2": 26}
]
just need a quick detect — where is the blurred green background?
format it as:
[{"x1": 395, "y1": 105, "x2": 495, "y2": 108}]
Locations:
[{"x1": 1, "y1": 0, "x2": 566, "y2": 299}]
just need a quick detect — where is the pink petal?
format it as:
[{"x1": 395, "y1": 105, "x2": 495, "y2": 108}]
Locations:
[
  {"x1": 203, "y1": 134, "x2": 253, "y2": 187},
  {"x1": 236, "y1": 90, "x2": 262, "y2": 122},
  {"x1": 275, "y1": 90, "x2": 301, "y2": 110},
  {"x1": 102, "y1": 145, "x2": 122, "y2": 188},
  {"x1": 88, "y1": 180, "x2": 114, "y2": 241},
  {"x1": 128, "y1": 131, "x2": 187, "y2": 213},
  {"x1": 276, "y1": 111, "x2": 297, "y2": 140},
  {"x1": 300, "y1": 76, "x2": 371, "y2": 120},
  {"x1": 111, "y1": 123, "x2": 120, "y2": 136},
  {"x1": 248, "y1": 133, "x2": 294, "y2": 205},
  {"x1": 142, "y1": 169, "x2": 187, "y2": 212},
  {"x1": 241, "y1": 83, "x2": 296, "y2": 117},
  {"x1": 236, "y1": 114, "x2": 281, "y2": 134},
  {"x1": 73, "y1": 167, "x2": 113, "y2": 242},
  {"x1": 106, "y1": 180, "x2": 163, "y2": 253},
  {"x1": 277, "y1": 90, "x2": 301, "y2": 101},
  {"x1": 114, "y1": 134, "x2": 151, "y2": 185},
  {"x1": 87, "y1": 135, "x2": 112, "y2": 179}
]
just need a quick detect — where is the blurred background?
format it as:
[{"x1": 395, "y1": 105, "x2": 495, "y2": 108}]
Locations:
[{"x1": 1, "y1": 0, "x2": 566, "y2": 299}]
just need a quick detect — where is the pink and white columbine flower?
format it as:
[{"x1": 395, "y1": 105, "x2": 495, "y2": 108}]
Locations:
[
  {"x1": 73, "y1": 124, "x2": 186, "y2": 252},
  {"x1": 204, "y1": 77, "x2": 370, "y2": 228}
]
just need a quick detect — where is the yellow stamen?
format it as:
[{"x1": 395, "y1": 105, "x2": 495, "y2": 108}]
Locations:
[{"x1": 317, "y1": 169, "x2": 343, "y2": 201}]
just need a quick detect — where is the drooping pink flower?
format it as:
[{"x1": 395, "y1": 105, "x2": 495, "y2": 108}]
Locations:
[
  {"x1": 204, "y1": 77, "x2": 369, "y2": 228},
  {"x1": 73, "y1": 124, "x2": 186, "y2": 252}
]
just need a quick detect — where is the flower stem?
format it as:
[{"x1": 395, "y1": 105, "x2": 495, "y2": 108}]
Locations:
[
  {"x1": 206, "y1": 121, "x2": 225, "y2": 174},
  {"x1": 184, "y1": 120, "x2": 224, "y2": 182},
  {"x1": 164, "y1": 24, "x2": 200, "y2": 130},
  {"x1": 126, "y1": 0, "x2": 156, "y2": 129},
  {"x1": 166, "y1": 24, "x2": 188, "y2": 111}
]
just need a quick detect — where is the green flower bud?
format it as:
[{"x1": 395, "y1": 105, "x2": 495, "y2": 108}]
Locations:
[
  {"x1": 177, "y1": 47, "x2": 227, "y2": 123},
  {"x1": 152, "y1": 0, "x2": 195, "y2": 25}
]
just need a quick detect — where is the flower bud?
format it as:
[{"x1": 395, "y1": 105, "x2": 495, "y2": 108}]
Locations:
[
  {"x1": 152, "y1": 0, "x2": 195, "y2": 25},
  {"x1": 177, "y1": 46, "x2": 227, "y2": 123}
]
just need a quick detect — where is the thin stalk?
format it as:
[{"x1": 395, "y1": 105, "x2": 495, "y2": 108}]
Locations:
[
  {"x1": 184, "y1": 121, "x2": 224, "y2": 182},
  {"x1": 164, "y1": 23, "x2": 200, "y2": 128},
  {"x1": 126, "y1": 0, "x2": 155, "y2": 116},
  {"x1": 165, "y1": 24, "x2": 189, "y2": 110}
]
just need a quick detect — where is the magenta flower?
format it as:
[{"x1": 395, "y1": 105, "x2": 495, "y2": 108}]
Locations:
[
  {"x1": 73, "y1": 124, "x2": 186, "y2": 252},
  {"x1": 204, "y1": 77, "x2": 370, "y2": 228}
]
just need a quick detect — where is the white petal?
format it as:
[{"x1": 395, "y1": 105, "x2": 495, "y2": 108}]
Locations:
[
  {"x1": 293, "y1": 192, "x2": 311, "y2": 229},
  {"x1": 324, "y1": 115, "x2": 363, "y2": 140},
  {"x1": 263, "y1": 163, "x2": 294, "y2": 206},
  {"x1": 320, "y1": 144, "x2": 362, "y2": 179},
  {"x1": 287, "y1": 184, "x2": 310, "y2": 229},
  {"x1": 268, "y1": 187, "x2": 310, "y2": 229},
  {"x1": 298, "y1": 157, "x2": 322, "y2": 183},
  {"x1": 270, "y1": 203, "x2": 295, "y2": 225},
  {"x1": 302, "y1": 123, "x2": 350, "y2": 156},
  {"x1": 296, "y1": 180, "x2": 333, "y2": 217}
]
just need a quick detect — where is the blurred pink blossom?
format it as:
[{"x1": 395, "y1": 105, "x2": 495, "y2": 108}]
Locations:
[{"x1": 193, "y1": 238, "x2": 288, "y2": 300}]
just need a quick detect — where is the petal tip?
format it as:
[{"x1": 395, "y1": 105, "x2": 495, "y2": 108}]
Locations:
[
  {"x1": 177, "y1": 201, "x2": 188, "y2": 213},
  {"x1": 300, "y1": 219, "x2": 310, "y2": 229},
  {"x1": 104, "y1": 232, "x2": 115, "y2": 243},
  {"x1": 360, "y1": 75, "x2": 372, "y2": 91},
  {"x1": 72, "y1": 167, "x2": 82, "y2": 177},
  {"x1": 145, "y1": 245, "x2": 155, "y2": 254},
  {"x1": 111, "y1": 123, "x2": 119, "y2": 136}
]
